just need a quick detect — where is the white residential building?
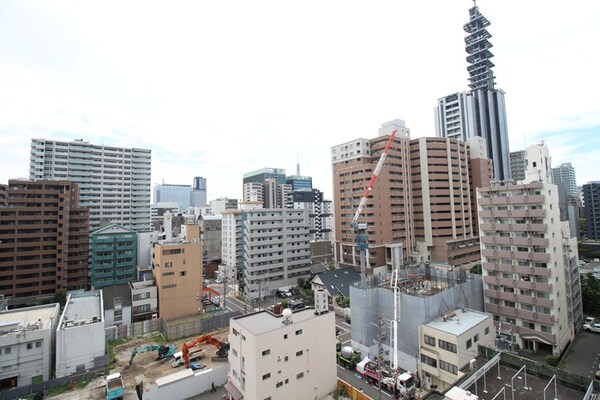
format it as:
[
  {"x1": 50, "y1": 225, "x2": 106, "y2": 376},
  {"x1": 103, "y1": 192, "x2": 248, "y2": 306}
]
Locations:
[
  {"x1": 56, "y1": 291, "x2": 106, "y2": 377},
  {"x1": 478, "y1": 143, "x2": 580, "y2": 355},
  {"x1": 130, "y1": 279, "x2": 158, "y2": 322},
  {"x1": 0, "y1": 304, "x2": 60, "y2": 388},
  {"x1": 418, "y1": 309, "x2": 494, "y2": 391},
  {"x1": 29, "y1": 139, "x2": 151, "y2": 232},
  {"x1": 242, "y1": 208, "x2": 312, "y2": 298},
  {"x1": 225, "y1": 308, "x2": 337, "y2": 400}
]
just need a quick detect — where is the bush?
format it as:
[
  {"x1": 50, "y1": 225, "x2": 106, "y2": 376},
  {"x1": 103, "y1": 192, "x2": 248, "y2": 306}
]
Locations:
[{"x1": 545, "y1": 355, "x2": 559, "y2": 367}]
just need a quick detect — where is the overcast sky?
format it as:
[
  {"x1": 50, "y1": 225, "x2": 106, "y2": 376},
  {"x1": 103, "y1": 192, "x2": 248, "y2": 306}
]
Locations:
[{"x1": 1, "y1": 1, "x2": 599, "y2": 201}]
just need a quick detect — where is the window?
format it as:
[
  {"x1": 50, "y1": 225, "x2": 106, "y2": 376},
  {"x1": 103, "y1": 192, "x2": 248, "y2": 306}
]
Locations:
[
  {"x1": 440, "y1": 360, "x2": 458, "y2": 375},
  {"x1": 421, "y1": 354, "x2": 437, "y2": 368},
  {"x1": 162, "y1": 283, "x2": 177, "y2": 289},
  {"x1": 424, "y1": 335, "x2": 436, "y2": 346},
  {"x1": 27, "y1": 343, "x2": 33, "y2": 350},
  {"x1": 296, "y1": 350, "x2": 303, "y2": 357},
  {"x1": 262, "y1": 349, "x2": 271, "y2": 356},
  {"x1": 485, "y1": 327, "x2": 490, "y2": 335},
  {"x1": 474, "y1": 334, "x2": 480, "y2": 343},
  {"x1": 4, "y1": 347, "x2": 11, "y2": 355},
  {"x1": 133, "y1": 304, "x2": 151, "y2": 314},
  {"x1": 232, "y1": 349, "x2": 238, "y2": 357},
  {"x1": 133, "y1": 292, "x2": 150, "y2": 301},
  {"x1": 180, "y1": 271, "x2": 187, "y2": 276},
  {"x1": 466, "y1": 339, "x2": 472, "y2": 349},
  {"x1": 285, "y1": 379, "x2": 289, "y2": 384},
  {"x1": 295, "y1": 329, "x2": 303, "y2": 335},
  {"x1": 262, "y1": 373, "x2": 271, "y2": 380},
  {"x1": 165, "y1": 262, "x2": 173, "y2": 268},
  {"x1": 276, "y1": 381, "x2": 283, "y2": 388},
  {"x1": 162, "y1": 272, "x2": 174, "y2": 276},
  {"x1": 114, "y1": 310, "x2": 123, "y2": 321},
  {"x1": 283, "y1": 334, "x2": 288, "y2": 340},
  {"x1": 296, "y1": 372, "x2": 304, "y2": 379},
  {"x1": 232, "y1": 328, "x2": 239, "y2": 336},
  {"x1": 438, "y1": 339, "x2": 457, "y2": 353},
  {"x1": 113, "y1": 297, "x2": 122, "y2": 306}
]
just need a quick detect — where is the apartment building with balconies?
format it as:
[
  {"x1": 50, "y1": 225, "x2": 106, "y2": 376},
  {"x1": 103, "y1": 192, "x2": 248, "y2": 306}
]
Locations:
[
  {"x1": 478, "y1": 144, "x2": 580, "y2": 355},
  {"x1": 0, "y1": 180, "x2": 89, "y2": 307},
  {"x1": 91, "y1": 224, "x2": 137, "y2": 289}
]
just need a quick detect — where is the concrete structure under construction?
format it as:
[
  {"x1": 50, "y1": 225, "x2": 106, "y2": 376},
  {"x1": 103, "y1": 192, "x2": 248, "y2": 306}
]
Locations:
[
  {"x1": 0, "y1": 303, "x2": 60, "y2": 389},
  {"x1": 349, "y1": 268, "x2": 484, "y2": 373},
  {"x1": 478, "y1": 143, "x2": 581, "y2": 355},
  {"x1": 56, "y1": 291, "x2": 106, "y2": 378},
  {"x1": 0, "y1": 180, "x2": 89, "y2": 308},
  {"x1": 29, "y1": 139, "x2": 151, "y2": 232},
  {"x1": 152, "y1": 224, "x2": 203, "y2": 321},
  {"x1": 226, "y1": 307, "x2": 337, "y2": 400}
]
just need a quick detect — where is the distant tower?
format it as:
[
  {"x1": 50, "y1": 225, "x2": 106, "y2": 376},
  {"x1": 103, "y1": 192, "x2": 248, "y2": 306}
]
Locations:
[
  {"x1": 435, "y1": 2, "x2": 511, "y2": 181},
  {"x1": 191, "y1": 177, "x2": 207, "y2": 207}
]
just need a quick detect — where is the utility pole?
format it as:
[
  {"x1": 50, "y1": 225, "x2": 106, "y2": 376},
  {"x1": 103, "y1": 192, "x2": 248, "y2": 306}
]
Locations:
[
  {"x1": 223, "y1": 277, "x2": 227, "y2": 310},
  {"x1": 371, "y1": 317, "x2": 389, "y2": 400}
]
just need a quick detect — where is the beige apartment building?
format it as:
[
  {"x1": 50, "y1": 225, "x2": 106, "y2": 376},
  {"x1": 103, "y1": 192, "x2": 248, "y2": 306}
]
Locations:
[
  {"x1": 332, "y1": 120, "x2": 491, "y2": 271},
  {"x1": 478, "y1": 143, "x2": 580, "y2": 355},
  {"x1": 418, "y1": 309, "x2": 494, "y2": 391},
  {"x1": 152, "y1": 224, "x2": 202, "y2": 321},
  {"x1": 225, "y1": 308, "x2": 337, "y2": 400}
]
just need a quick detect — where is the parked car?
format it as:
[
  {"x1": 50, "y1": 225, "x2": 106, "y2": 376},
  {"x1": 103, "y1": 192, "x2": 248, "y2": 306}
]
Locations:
[
  {"x1": 583, "y1": 323, "x2": 600, "y2": 333},
  {"x1": 276, "y1": 289, "x2": 292, "y2": 298}
]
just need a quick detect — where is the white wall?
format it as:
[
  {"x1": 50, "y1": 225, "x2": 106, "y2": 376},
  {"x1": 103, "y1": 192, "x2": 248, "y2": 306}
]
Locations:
[
  {"x1": 137, "y1": 231, "x2": 159, "y2": 268},
  {"x1": 143, "y1": 366, "x2": 228, "y2": 400},
  {"x1": 56, "y1": 322, "x2": 106, "y2": 377}
]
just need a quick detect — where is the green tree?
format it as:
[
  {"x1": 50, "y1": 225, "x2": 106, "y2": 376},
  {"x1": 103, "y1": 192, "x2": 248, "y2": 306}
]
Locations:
[{"x1": 581, "y1": 273, "x2": 600, "y2": 316}]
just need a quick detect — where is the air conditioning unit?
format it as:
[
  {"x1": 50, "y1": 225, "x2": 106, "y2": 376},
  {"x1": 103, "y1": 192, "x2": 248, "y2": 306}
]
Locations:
[{"x1": 151, "y1": 313, "x2": 158, "y2": 319}]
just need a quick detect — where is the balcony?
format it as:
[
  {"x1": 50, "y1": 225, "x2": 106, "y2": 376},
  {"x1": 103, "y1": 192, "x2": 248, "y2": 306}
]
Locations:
[
  {"x1": 483, "y1": 263, "x2": 551, "y2": 278},
  {"x1": 480, "y1": 236, "x2": 548, "y2": 247}
]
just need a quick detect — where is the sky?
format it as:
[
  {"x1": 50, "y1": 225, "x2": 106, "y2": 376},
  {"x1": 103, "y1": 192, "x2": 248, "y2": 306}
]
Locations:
[{"x1": 1, "y1": 0, "x2": 599, "y2": 201}]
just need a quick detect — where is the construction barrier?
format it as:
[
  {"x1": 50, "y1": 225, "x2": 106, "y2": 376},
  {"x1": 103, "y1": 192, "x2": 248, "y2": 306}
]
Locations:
[{"x1": 337, "y1": 378, "x2": 373, "y2": 400}]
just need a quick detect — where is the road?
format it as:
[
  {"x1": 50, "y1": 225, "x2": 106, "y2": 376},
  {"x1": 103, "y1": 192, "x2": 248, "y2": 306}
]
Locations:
[{"x1": 562, "y1": 329, "x2": 600, "y2": 379}]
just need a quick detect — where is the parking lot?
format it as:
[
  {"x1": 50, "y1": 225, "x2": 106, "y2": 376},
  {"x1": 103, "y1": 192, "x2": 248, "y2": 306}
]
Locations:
[{"x1": 562, "y1": 329, "x2": 600, "y2": 379}]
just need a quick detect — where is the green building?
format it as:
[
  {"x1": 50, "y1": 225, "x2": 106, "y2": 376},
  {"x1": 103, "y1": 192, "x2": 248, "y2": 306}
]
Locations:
[{"x1": 91, "y1": 224, "x2": 137, "y2": 288}]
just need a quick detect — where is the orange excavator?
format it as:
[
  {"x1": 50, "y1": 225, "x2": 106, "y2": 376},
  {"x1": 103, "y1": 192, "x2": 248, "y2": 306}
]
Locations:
[{"x1": 181, "y1": 335, "x2": 230, "y2": 368}]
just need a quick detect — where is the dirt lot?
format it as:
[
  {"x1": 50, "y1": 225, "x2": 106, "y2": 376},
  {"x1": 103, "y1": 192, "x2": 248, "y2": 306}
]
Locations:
[{"x1": 46, "y1": 328, "x2": 230, "y2": 400}]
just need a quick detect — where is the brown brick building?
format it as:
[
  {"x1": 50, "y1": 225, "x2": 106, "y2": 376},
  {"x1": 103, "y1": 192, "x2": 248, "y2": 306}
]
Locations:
[
  {"x1": 0, "y1": 180, "x2": 89, "y2": 307},
  {"x1": 332, "y1": 120, "x2": 491, "y2": 271}
]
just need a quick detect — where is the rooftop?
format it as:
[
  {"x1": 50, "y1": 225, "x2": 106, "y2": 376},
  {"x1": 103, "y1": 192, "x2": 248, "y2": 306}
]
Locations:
[
  {"x1": 60, "y1": 291, "x2": 103, "y2": 329},
  {"x1": 0, "y1": 303, "x2": 59, "y2": 336},
  {"x1": 425, "y1": 309, "x2": 490, "y2": 336},
  {"x1": 231, "y1": 307, "x2": 321, "y2": 336}
]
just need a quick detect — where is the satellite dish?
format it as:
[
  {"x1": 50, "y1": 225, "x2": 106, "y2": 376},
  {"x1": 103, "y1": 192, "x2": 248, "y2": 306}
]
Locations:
[{"x1": 282, "y1": 308, "x2": 292, "y2": 318}]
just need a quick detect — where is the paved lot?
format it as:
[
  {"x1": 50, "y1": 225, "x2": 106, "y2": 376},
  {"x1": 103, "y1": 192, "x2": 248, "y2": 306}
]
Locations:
[{"x1": 562, "y1": 329, "x2": 600, "y2": 379}]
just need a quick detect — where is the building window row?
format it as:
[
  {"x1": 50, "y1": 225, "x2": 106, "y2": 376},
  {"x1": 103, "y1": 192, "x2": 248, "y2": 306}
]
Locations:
[{"x1": 438, "y1": 339, "x2": 457, "y2": 353}]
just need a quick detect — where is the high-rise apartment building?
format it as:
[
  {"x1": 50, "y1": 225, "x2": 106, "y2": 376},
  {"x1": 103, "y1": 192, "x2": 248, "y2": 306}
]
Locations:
[
  {"x1": 332, "y1": 120, "x2": 491, "y2": 271},
  {"x1": 510, "y1": 150, "x2": 527, "y2": 181},
  {"x1": 90, "y1": 224, "x2": 137, "y2": 289},
  {"x1": 243, "y1": 168, "x2": 286, "y2": 185},
  {"x1": 29, "y1": 139, "x2": 151, "y2": 232},
  {"x1": 153, "y1": 184, "x2": 191, "y2": 212},
  {"x1": 208, "y1": 198, "x2": 238, "y2": 215},
  {"x1": 191, "y1": 176, "x2": 207, "y2": 208},
  {"x1": 478, "y1": 143, "x2": 580, "y2": 355},
  {"x1": 435, "y1": 4, "x2": 511, "y2": 181},
  {"x1": 583, "y1": 181, "x2": 600, "y2": 240},
  {"x1": 0, "y1": 180, "x2": 89, "y2": 307},
  {"x1": 152, "y1": 224, "x2": 202, "y2": 321},
  {"x1": 286, "y1": 175, "x2": 312, "y2": 192},
  {"x1": 290, "y1": 189, "x2": 333, "y2": 241},
  {"x1": 242, "y1": 208, "x2": 312, "y2": 298},
  {"x1": 552, "y1": 163, "x2": 577, "y2": 198}
]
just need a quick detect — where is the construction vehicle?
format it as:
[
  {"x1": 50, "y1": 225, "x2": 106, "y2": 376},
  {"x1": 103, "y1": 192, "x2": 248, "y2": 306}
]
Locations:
[
  {"x1": 171, "y1": 348, "x2": 206, "y2": 368},
  {"x1": 127, "y1": 344, "x2": 175, "y2": 366},
  {"x1": 336, "y1": 345, "x2": 361, "y2": 370},
  {"x1": 362, "y1": 361, "x2": 416, "y2": 399},
  {"x1": 178, "y1": 335, "x2": 230, "y2": 368},
  {"x1": 105, "y1": 373, "x2": 124, "y2": 400}
]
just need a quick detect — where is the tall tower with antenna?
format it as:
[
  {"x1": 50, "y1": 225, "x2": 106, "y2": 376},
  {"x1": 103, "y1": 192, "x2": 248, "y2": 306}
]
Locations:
[{"x1": 435, "y1": 0, "x2": 512, "y2": 181}]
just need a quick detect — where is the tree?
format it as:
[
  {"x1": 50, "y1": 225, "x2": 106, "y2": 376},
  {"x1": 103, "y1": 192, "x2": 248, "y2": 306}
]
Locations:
[{"x1": 581, "y1": 273, "x2": 600, "y2": 316}]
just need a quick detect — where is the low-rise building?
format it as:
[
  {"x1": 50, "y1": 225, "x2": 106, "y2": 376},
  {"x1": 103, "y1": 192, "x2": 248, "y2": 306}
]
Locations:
[
  {"x1": 102, "y1": 284, "x2": 132, "y2": 328},
  {"x1": 0, "y1": 303, "x2": 60, "y2": 389},
  {"x1": 130, "y1": 279, "x2": 158, "y2": 322},
  {"x1": 310, "y1": 267, "x2": 360, "y2": 304},
  {"x1": 419, "y1": 308, "x2": 494, "y2": 391},
  {"x1": 56, "y1": 291, "x2": 106, "y2": 377},
  {"x1": 226, "y1": 308, "x2": 337, "y2": 400}
]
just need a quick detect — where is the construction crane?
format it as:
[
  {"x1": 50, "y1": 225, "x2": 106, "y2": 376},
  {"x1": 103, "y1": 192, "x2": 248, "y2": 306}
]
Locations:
[
  {"x1": 127, "y1": 344, "x2": 175, "y2": 367},
  {"x1": 350, "y1": 129, "x2": 397, "y2": 288},
  {"x1": 181, "y1": 335, "x2": 230, "y2": 368}
]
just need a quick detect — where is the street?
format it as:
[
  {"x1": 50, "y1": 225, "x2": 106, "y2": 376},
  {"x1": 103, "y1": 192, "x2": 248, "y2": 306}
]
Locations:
[{"x1": 562, "y1": 329, "x2": 600, "y2": 379}]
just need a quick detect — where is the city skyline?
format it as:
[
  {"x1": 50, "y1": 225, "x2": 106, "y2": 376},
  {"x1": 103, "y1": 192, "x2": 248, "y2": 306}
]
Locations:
[{"x1": 1, "y1": 1, "x2": 599, "y2": 199}]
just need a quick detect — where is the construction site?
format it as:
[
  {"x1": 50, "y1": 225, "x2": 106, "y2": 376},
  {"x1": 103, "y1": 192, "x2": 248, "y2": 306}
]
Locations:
[{"x1": 45, "y1": 327, "x2": 230, "y2": 400}]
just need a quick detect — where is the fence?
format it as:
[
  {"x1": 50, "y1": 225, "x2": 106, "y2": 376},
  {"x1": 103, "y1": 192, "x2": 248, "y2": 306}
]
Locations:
[
  {"x1": 337, "y1": 378, "x2": 373, "y2": 400},
  {"x1": 105, "y1": 318, "x2": 163, "y2": 341},
  {"x1": 161, "y1": 310, "x2": 242, "y2": 341},
  {"x1": 478, "y1": 346, "x2": 599, "y2": 393},
  {"x1": 0, "y1": 366, "x2": 107, "y2": 400}
]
